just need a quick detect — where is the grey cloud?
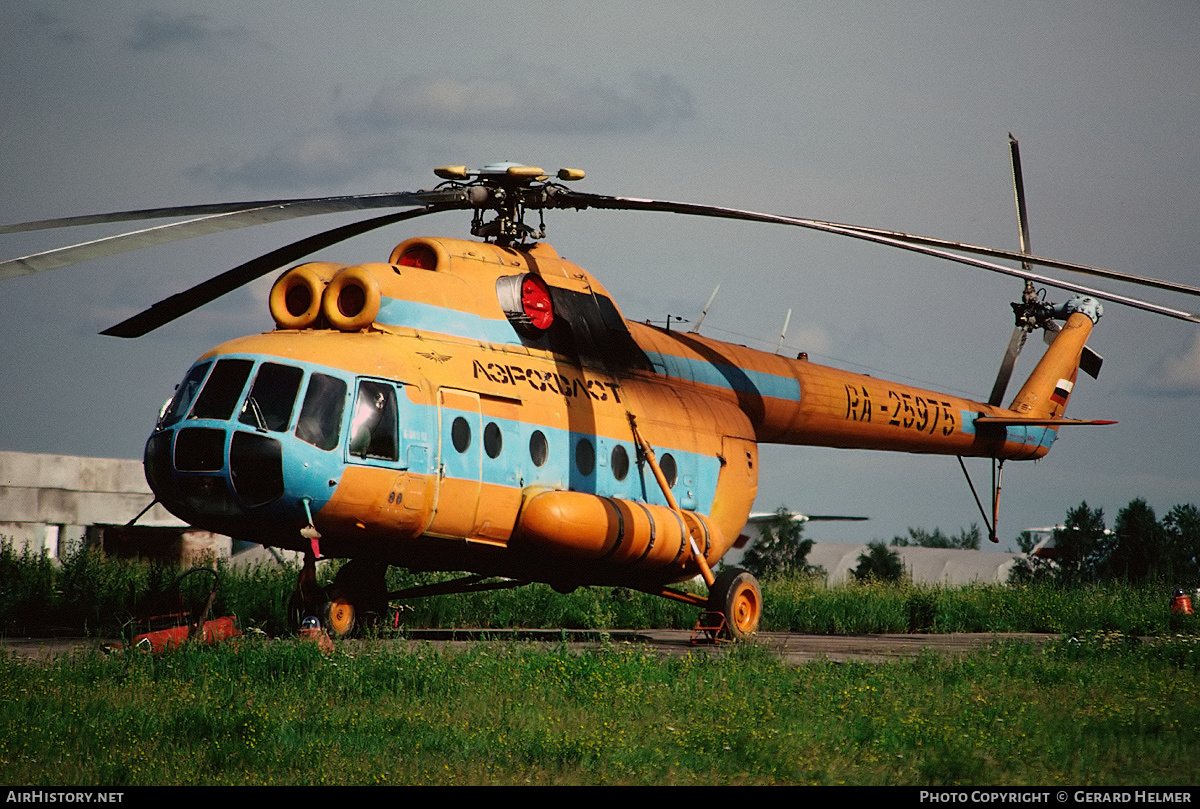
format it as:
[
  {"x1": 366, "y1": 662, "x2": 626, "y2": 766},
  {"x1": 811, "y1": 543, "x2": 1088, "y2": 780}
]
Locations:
[
  {"x1": 348, "y1": 71, "x2": 694, "y2": 134},
  {"x1": 126, "y1": 11, "x2": 254, "y2": 52},
  {"x1": 189, "y1": 70, "x2": 694, "y2": 192},
  {"x1": 28, "y1": 9, "x2": 86, "y2": 45},
  {"x1": 1145, "y1": 332, "x2": 1200, "y2": 396},
  {"x1": 188, "y1": 129, "x2": 407, "y2": 192}
]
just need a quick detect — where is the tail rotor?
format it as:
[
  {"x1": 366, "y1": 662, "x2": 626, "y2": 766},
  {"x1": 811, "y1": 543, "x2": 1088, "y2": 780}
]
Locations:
[{"x1": 987, "y1": 136, "x2": 1101, "y2": 408}]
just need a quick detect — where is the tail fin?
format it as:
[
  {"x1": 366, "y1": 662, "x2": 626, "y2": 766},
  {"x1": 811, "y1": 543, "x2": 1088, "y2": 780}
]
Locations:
[{"x1": 1008, "y1": 297, "x2": 1101, "y2": 418}]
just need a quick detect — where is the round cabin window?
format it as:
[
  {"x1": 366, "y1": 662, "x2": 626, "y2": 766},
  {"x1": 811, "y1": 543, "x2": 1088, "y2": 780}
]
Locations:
[
  {"x1": 660, "y1": 452, "x2": 678, "y2": 488},
  {"x1": 576, "y1": 438, "x2": 595, "y2": 476},
  {"x1": 610, "y1": 445, "x2": 630, "y2": 481},
  {"x1": 484, "y1": 422, "x2": 503, "y2": 459},
  {"x1": 451, "y1": 417, "x2": 471, "y2": 453},
  {"x1": 529, "y1": 430, "x2": 548, "y2": 467}
]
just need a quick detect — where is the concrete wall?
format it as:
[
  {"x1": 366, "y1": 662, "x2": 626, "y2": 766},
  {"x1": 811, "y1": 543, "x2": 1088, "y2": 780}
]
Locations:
[
  {"x1": 806, "y1": 542, "x2": 1021, "y2": 586},
  {"x1": 0, "y1": 450, "x2": 303, "y2": 567},
  {"x1": 0, "y1": 450, "x2": 185, "y2": 556}
]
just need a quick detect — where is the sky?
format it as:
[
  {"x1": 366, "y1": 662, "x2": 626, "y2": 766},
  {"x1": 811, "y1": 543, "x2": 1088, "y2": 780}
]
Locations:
[{"x1": 2, "y1": 1, "x2": 1198, "y2": 552}]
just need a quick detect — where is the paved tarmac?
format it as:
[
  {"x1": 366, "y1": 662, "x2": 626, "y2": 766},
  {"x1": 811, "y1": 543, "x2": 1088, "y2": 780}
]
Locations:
[{"x1": 2, "y1": 630, "x2": 1057, "y2": 665}]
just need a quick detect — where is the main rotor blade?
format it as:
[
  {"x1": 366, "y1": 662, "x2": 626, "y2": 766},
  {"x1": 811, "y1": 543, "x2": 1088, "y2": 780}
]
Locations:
[
  {"x1": 0, "y1": 190, "x2": 465, "y2": 281},
  {"x1": 0, "y1": 196, "x2": 342, "y2": 234},
  {"x1": 826, "y1": 223, "x2": 1200, "y2": 298},
  {"x1": 102, "y1": 206, "x2": 447, "y2": 338},
  {"x1": 557, "y1": 192, "x2": 1200, "y2": 323}
]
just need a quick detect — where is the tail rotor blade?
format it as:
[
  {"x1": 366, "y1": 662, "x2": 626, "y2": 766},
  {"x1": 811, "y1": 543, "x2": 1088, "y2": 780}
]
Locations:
[
  {"x1": 989, "y1": 325, "x2": 1029, "y2": 407},
  {"x1": 989, "y1": 140, "x2": 1038, "y2": 409},
  {"x1": 1010, "y1": 134, "x2": 1033, "y2": 270},
  {"x1": 1080, "y1": 346, "x2": 1103, "y2": 379}
]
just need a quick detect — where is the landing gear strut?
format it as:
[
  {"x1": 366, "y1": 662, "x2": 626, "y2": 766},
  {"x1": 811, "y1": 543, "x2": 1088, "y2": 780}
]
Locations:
[
  {"x1": 289, "y1": 555, "x2": 389, "y2": 638},
  {"x1": 288, "y1": 550, "x2": 326, "y2": 630}
]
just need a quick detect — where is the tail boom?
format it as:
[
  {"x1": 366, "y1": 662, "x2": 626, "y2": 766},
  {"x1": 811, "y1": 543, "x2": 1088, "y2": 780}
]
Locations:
[{"x1": 629, "y1": 301, "x2": 1105, "y2": 463}]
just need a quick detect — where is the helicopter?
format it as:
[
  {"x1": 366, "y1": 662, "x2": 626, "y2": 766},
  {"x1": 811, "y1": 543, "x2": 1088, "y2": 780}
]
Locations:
[{"x1": 3, "y1": 141, "x2": 1198, "y2": 639}]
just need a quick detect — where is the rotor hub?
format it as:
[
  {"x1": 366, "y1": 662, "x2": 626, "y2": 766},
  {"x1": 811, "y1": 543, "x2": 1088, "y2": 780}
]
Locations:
[{"x1": 431, "y1": 163, "x2": 585, "y2": 246}]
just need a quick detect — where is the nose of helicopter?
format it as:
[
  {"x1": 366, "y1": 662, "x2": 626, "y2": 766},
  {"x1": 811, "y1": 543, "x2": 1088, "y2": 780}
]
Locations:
[
  {"x1": 142, "y1": 354, "x2": 348, "y2": 542},
  {"x1": 145, "y1": 427, "x2": 287, "y2": 515}
]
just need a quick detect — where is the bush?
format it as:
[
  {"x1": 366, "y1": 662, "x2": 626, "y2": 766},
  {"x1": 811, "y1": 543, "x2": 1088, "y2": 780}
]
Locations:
[
  {"x1": 892, "y1": 524, "x2": 982, "y2": 549},
  {"x1": 0, "y1": 540, "x2": 57, "y2": 634},
  {"x1": 852, "y1": 541, "x2": 905, "y2": 583},
  {"x1": 1, "y1": 539, "x2": 1194, "y2": 638}
]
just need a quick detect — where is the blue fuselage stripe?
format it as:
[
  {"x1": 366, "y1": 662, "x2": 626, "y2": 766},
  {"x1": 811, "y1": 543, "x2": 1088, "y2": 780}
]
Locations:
[
  {"x1": 169, "y1": 353, "x2": 722, "y2": 523},
  {"x1": 378, "y1": 298, "x2": 522, "y2": 346},
  {"x1": 958, "y1": 410, "x2": 1058, "y2": 449},
  {"x1": 645, "y1": 351, "x2": 801, "y2": 402}
]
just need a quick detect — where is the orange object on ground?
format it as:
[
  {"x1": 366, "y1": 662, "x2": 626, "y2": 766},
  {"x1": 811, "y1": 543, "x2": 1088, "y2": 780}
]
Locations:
[
  {"x1": 132, "y1": 616, "x2": 240, "y2": 652},
  {"x1": 1170, "y1": 591, "x2": 1194, "y2": 615}
]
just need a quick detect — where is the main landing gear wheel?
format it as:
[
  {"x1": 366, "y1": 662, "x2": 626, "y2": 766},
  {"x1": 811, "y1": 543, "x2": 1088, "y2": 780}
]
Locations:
[{"x1": 708, "y1": 567, "x2": 762, "y2": 640}]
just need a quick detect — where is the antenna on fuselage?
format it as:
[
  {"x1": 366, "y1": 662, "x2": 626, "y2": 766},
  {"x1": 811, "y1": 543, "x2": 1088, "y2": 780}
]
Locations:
[
  {"x1": 774, "y1": 308, "x2": 792, "y2": 354},
  {"x1": 688, "y1": 284, "x2": 721, "y2": 334}
]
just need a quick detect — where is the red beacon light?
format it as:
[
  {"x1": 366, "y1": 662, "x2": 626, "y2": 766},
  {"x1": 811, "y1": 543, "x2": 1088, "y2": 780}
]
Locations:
[
  {"x1": 497, "y1": 272, "x2": 554, "y2": 337},
  {"x1": 520, "y1": 274, "x2": 554, "y2": 331}
]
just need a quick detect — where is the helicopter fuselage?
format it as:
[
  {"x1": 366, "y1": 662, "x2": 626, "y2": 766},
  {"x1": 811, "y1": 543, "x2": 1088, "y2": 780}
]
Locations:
[{"x1": 143, "y1": 235, "x2": 1093, "y2": 592}]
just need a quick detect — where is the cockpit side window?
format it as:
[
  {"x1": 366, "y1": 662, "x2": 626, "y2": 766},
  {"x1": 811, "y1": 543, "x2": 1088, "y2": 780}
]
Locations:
[
  {"x1": 348, "y1": 380, "x2": 399, "y2": 461},
  {"x1": 161, "y1": 361, "x2": 212, "y2": 427},
  {"x1": 190, "y1": 359, "x2": 253, "y2": 421},
  {"x1": 238, "y1": 362, "x2": 304, "y2": 432},
  {"x1": 295, "y1": 373, "x2": 347, "y2": 452}
]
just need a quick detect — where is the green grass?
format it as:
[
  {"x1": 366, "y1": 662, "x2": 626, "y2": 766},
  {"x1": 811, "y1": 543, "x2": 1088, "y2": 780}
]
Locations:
[
  {"x1": 761, "y1": 578, "x2": 1196, "y2": 636},
  {"x1": 2, "y1": 635, "x2": 1197, "y2": 785},
  {"x1": 2, "y1": 540, "x2": 1195, "y2": 638}
]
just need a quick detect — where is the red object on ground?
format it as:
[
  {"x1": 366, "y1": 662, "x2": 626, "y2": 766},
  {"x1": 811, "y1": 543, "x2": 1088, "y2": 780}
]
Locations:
[{"x1": 132, "y1": 616, "x2": 240, "y2": 652}]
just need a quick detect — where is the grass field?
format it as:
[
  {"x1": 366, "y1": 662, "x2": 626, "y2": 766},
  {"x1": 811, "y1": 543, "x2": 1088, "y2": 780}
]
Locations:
[
  {"x1": 3, "y1": 543, "x2": 1196, "y2": 638},
  {"x1": 2, "y1": 632, "x2": 1198, "y2": 786},
  {"x1": 3, "y1": 546, "x2": 1197, "y2": 785}
]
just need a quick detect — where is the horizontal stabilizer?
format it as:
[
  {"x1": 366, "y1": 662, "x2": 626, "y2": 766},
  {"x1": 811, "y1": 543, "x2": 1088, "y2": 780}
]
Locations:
[
  {"x1": 1080, "y1": 345, "x2": 1103, "y2": 379},
  {"x1": 974, "y1": 416, "x2": 1117, "y2": 427}
]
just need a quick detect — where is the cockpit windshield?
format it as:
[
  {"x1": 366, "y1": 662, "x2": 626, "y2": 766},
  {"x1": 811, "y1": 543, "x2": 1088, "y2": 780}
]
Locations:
[
  {"x1": 238, "y1": 362, "x2": 303, "y2": 432},
  {"x1": 160, "y1": 361, "x2": 211, "y2": 427},
  {"x1": 190, "y1": 359, "x2": 253, "y2": 420},
  {"x1": 160, "y1": 358, "x2": 365, "y2": 456}
]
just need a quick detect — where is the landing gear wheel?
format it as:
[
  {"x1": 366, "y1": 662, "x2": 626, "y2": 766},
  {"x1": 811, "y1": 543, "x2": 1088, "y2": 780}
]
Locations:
[
  {"x1": 323, "y1": 560, "x2": 389, "y2": 638},
  {"x1": 708, "y1": 567, "x2": 762, "y2": 639},
  {"x1": 324, "y1": 588, "x2": 358, "y2": 638}
]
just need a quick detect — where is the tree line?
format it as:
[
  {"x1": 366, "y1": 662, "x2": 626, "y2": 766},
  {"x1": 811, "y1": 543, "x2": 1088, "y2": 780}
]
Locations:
[
  {"x1": 1010, "y1": 500, "x2": 1200, "y2": 588},
  {"x1": 741, "y1": 500, "x2": 1200, "y2": 589}
]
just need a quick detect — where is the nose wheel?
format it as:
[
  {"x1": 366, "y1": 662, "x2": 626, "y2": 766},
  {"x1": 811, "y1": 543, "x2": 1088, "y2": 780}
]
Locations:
[
  {"x1": 324, "y1": 587, "x2": 360, "y2": 638},
  {"x1": 323, "y1": 560, "x2": 390, "y2": 638},
  {"x1": 289, "y1": 555, "x2": 389, "y2": 638},
  {"x1": 707, "y1": 567, "x2": 762, "y2": 639}
]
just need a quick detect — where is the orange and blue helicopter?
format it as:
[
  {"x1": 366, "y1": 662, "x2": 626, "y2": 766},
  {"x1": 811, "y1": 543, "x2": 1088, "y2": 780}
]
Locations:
[{"x1": 3, "y1": 140, "x2": 1198, "y2": 638}]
